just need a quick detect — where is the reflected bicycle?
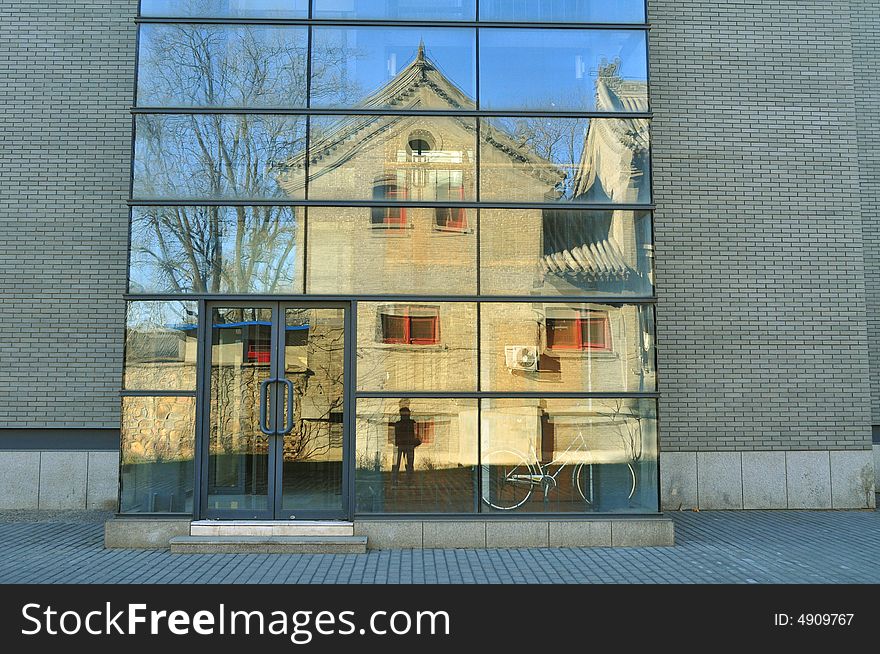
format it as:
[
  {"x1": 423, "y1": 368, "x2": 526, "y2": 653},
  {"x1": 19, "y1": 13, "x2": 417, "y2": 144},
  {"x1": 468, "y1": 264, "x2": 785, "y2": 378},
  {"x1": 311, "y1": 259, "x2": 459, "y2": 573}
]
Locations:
[{"x1": 480, "y1": 431, "x2": 637, "y2": 510}]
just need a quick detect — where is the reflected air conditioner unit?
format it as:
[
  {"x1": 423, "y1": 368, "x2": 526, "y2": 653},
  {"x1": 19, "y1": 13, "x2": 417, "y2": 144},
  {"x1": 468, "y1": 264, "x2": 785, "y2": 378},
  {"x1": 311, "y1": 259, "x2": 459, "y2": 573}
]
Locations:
[{"x1": 505, "y1": 345, "x2": 539, "y2": 372}]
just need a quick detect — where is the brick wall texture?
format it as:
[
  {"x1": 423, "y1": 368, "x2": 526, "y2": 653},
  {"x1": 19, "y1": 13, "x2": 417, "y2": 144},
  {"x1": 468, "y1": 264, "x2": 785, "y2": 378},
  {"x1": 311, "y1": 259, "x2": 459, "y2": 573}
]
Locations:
[
  {"x1": 851, "y1": 2, "x2": 880, "y2": 425},
  {"x1": 0, "y1": 1, "x2": 877, "y2": 451},
  {"x1": 0, "y1": 1, "x2": 136, "y2": 428},
  {"x1": 649, "y1": 0, "x2": 874, "y2": 451}
]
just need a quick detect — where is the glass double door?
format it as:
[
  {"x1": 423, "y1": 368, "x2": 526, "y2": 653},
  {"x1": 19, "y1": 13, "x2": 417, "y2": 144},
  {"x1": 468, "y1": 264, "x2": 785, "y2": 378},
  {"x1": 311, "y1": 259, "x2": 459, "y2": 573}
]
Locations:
[{"x1": 203, "y1": 302, "x2": 348, "y2": 519}]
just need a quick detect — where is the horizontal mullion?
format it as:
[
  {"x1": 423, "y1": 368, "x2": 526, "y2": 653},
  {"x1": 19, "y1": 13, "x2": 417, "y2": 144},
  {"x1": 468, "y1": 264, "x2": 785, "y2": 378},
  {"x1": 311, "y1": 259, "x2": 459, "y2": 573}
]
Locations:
[
  {"x1": 354, "y1": 391, "x2": 660, "y2": 399},
  {"x1": 131, "y1": 107, "x2": 652, "y2": 119},
  {"x1": 136, "y1": 18, "x2": 651, "y2": 30},
  {"x1": 124, "y1": 293, "x2": 656, "y2": 304},
  {"x1": 120, "y1": 390, "x2": 197, "y2": 397},
  {"x1": 129, "y1": 200, "x2": 655, "y2": 211}
]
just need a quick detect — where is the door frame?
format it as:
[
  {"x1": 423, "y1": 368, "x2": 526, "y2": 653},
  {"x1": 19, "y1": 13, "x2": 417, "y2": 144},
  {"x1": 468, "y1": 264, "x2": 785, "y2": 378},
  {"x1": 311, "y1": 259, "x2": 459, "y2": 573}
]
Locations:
[{"x1": 195, "y1": 299, "x2": 353, "y2": 520}]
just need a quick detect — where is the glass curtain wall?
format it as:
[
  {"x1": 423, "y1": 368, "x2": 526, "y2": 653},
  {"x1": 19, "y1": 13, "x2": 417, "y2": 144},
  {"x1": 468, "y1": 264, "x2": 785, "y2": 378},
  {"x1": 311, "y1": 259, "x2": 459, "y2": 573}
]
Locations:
[{"x1": 124, "y1": 0, "x2": 657, "y2": 515}]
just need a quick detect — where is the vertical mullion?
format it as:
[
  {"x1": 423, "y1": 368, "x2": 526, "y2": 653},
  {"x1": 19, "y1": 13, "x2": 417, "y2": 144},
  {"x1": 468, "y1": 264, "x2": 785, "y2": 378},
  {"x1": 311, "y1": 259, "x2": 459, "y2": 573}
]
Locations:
[
  {"x1": 475, "y1": 303, "x2": 482, "y2": 513},
  {"x1": 197, "y1": 300, "x2": 212, "y2": 518},
  {"x1": 271, "y1": 302, "x2": 284, "y2": 516},
  {"x1": 303, "y1": 17, "x2": 314, "y2": 297},
  {"x1": 476, "y1": 399, "x2": 483, "y2": 514},
  {"x1": 347, "y1": 300, "x2": 358, "y2": 518},
  {"x1": 474, "y1": 17, "x2": 482, "y2": 514},
  {"x1": 304, "y1": 21, "x2": 313, "y2": 200},
  {"x1": 302, "y1": 206, "x2": 309, "y2": 295},
  {"x1": 191, "y1": 298, "x2": 206, "y2": 519}
]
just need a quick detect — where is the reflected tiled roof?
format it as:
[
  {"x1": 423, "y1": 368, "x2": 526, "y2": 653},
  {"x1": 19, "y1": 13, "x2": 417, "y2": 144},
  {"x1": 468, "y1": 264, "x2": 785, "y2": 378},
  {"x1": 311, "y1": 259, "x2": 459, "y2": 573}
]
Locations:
[
  {"x1": 542, "y1": 235, "x2": 631, "y2": 280},
  {"x1": 272, "y1": 45, "x2": 564, "y2": 192}
]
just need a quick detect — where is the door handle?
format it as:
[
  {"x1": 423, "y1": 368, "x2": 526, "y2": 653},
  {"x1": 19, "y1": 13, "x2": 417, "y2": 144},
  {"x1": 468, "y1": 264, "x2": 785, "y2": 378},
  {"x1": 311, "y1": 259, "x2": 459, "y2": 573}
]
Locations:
[
  {"x1": 259, "y1": 378, "x2": 276, "y2": 436},
  {"x1": 280, "y1": 378, "x2": 295, "y2": 435}
]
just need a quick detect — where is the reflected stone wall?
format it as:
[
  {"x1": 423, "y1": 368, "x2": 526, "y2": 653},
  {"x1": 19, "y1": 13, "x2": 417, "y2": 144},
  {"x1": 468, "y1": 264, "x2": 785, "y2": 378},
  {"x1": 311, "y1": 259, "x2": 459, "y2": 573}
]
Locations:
[
  {"x1": 120, "y1": 395, "x2": 195, "y2": 513},
  {"x1": 121, "y1": 396, "x2": 195, "y2": 464}
]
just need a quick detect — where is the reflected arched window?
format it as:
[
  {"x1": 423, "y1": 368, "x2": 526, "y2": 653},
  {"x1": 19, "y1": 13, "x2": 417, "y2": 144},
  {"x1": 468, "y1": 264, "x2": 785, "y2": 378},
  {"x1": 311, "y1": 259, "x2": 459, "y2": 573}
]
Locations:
[
  {"x1": 435, "y1": 172, "x2": 468, "y2": 231},
  {"x1": 409, "y1": 137, "x2": 432, "y2": 158},
  {"x1": 371, "y1": 175, "x2": 407, "y2": 228}
]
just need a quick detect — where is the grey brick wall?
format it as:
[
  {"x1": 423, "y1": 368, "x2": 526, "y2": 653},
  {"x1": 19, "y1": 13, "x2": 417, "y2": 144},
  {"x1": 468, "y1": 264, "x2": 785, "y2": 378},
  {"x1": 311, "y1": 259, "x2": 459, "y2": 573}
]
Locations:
[
  {"x1": 0, "y1": 1, "x2": 136, "y2": 428},
  {"x1": 851, "y1": 1, "x2": 880, "y2": 426},
  {"x1": 0, "y1": 0, "x2": 875, "y2": 454},
  {"x1": 649, "y1": 0, "x2": 873, "y2": 451}
]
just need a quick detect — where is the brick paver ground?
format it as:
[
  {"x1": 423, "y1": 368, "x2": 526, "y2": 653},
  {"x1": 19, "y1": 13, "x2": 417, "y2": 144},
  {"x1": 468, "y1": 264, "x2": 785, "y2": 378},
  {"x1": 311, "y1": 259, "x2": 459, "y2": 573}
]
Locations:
[{"x1": 0, "y1": 509, "x2": 877, "y2": 583}]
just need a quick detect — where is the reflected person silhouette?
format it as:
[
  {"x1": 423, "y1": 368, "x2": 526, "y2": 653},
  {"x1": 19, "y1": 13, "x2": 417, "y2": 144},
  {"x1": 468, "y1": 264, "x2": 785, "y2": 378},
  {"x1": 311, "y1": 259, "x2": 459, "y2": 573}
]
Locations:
[{"x1": 392, "y1": 407, "x2": 420, "y2": 478}]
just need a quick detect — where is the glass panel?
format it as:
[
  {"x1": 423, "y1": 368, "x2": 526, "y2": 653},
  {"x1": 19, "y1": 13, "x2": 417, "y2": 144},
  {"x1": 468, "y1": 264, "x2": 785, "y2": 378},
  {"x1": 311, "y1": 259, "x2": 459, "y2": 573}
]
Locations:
[
  {"x1": 480, "y1": 397, "x2": 658, "y2": 513},
  {"x1": 479, "y1": 29, "x2": 648, "y2": 111},
  {"x1": 358, "y1": 302, "x2": 477, "y2": 391},
  {"x1": 140, "y1": 0, "x2": 308, "y2": 18},
  {"x1": 310, "y1": 27, "x2": 476, "y2": 109},
  {"x1": 480, "y1": 117, "x2": 650, "y2": 204},
  {"x1": 124, "y1": 301, "x2": 198, "y2": 390},
  {"x1": 356, "y1": 398, "x2": 478, "y2": 513},
  {"x1": 306, "y1": 207, "x2": 476, "y2": 295},
  {"x1": 314, "y1": 0, "x2": 476, "y2": 20},
  {"x1": 480, "y1": 209, "x2": 653, "y2": 296},
  {"x1": 479, "y1": 0, "x2": 646, "y2": 23},
  {"x1": 120, "y1": 396, "x2": 195, "y2": 513},
  {"x1": 130, "y1": 206, "x2": 304, "y2": 294},
  {"x1": 137, "y1": 25, "x2": 307, "y2": 108},
  {"x1": 305, "y1": 115, "x2": 477, "y2": 201},
  {"x1": 280, "y1": 307, "x2": 346, "y2": 513},
  {"x1": 480, "y1": 302, "x2": 656, "y2": 392},
  {"x1": 133, "y1": 114, "x2": 306, "y2": 200},
  {"x1": 207, "y1": 307, "x2": 274, "y2": 514}
]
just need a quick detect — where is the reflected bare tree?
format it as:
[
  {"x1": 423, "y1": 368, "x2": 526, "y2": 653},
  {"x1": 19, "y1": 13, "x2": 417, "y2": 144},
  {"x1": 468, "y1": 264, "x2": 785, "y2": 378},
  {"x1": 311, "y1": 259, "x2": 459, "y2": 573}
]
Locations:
[
  {"x1": 284, "y1": 311, "x2": 346, "y2": 462},
  {"x1": 609, "y1": 399, "x2": 644, "y2": 466},
  {"x1": 500, "y1": 116, "x2": 586, "y2": 199},
  {"x1": 133, "y1": 23, "x2": 359, "y2": 293},
  {"x1": 132, "y1": 205, "x2": 300, "y2": 293}
]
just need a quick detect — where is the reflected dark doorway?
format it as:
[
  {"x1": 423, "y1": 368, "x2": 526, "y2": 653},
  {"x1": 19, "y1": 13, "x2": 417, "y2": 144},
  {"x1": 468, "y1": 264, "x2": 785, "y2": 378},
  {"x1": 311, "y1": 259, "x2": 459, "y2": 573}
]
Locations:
[{"x1": 203, "y1": 301, "x2": 348, "y2": 519}]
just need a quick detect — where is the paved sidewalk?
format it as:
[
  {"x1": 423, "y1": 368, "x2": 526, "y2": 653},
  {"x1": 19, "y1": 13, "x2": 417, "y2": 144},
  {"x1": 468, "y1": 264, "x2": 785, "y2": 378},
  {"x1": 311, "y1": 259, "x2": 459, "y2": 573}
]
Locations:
[{"x1": 0, "y1": 509, "x2": 877, "y2": 583}]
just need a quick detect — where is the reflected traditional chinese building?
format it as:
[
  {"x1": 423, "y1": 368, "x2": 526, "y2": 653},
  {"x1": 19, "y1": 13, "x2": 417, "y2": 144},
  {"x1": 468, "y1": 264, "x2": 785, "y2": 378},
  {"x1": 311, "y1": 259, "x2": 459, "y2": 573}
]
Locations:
[
  {"x1": 4, "y1": 0, "x2": 877, "y2": 554},
  {"x1": 268, "y1": 46, "x2": 656, "y2": 513},
  {"x1": 117, "y1": 3, "x2": 663, "y2": 534}
]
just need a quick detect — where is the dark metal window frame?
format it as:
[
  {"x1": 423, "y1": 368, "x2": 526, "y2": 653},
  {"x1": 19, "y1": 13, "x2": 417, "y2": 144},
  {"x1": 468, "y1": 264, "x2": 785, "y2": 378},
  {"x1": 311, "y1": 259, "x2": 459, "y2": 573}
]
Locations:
[
  {"x1": 197, "y1": 299, "x2": 352, "y2": 521},
  {"x1": 123, "y1": 1, "x2": 661, "y2": 519},
  {"x1": 136, "y1": 18, "x2": 651, "y2": 31}
]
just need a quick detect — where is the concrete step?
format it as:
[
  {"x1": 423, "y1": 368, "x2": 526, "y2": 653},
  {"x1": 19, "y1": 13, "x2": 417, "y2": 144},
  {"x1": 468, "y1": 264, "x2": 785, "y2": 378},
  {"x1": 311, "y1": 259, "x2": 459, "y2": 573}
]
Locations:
[
  {"x1": 190, "y1": 520, "x2": 354, "y2": 537},
  {"x1": 170, "y1": 535, "x2": 367, "y2": 554}
]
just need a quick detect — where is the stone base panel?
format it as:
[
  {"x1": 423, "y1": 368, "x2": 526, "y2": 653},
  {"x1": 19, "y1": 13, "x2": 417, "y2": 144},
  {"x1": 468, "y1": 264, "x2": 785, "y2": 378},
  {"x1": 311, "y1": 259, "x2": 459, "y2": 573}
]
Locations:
[
  {"x1": 104, "y1": 517, "x2": 675, "y2": 549},
  {"x1": 0, "y1": 450, "x2": 118, "y2": 510},
  {"x1": 6, "y1": 447, "x2": 875, "y2": 514},
  {"x1": 661, "y1": 449, "x2": 878, "y2": 510}
]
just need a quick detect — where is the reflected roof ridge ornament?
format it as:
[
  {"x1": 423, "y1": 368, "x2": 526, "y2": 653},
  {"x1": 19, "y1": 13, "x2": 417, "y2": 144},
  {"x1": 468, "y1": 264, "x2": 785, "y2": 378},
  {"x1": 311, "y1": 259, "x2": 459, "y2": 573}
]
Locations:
[
  {"x1": 598, "y1": 58, "x2": 622, "y2": 82},
  {"x1": 416, "y1": 39, "x2": 426, "y2": 64}
]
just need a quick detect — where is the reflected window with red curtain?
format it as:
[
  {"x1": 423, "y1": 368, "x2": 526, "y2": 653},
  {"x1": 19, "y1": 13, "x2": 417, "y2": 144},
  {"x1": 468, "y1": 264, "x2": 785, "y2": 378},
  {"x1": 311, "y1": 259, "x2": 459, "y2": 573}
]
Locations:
[
  {"x1": 380, "y1": 307, "x2": 440, "y2": 345},
  {"x1": 371, "y1": 176, "x2": 408, "y2": 228},
  {"x1": 546, "y1": 313, "x2": 611, "y2": 351}
]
